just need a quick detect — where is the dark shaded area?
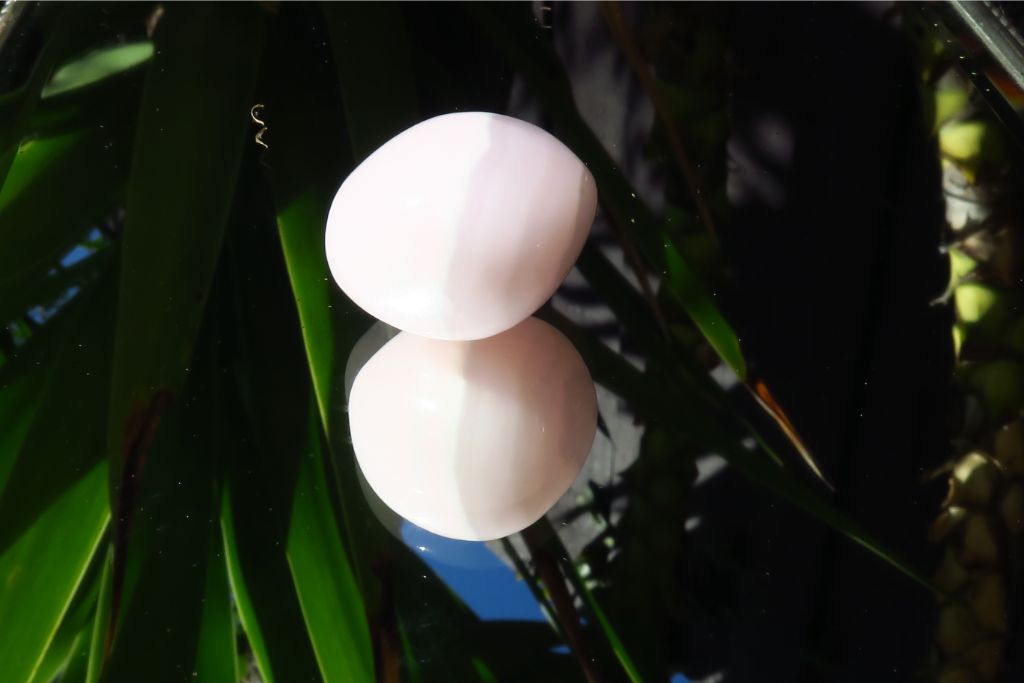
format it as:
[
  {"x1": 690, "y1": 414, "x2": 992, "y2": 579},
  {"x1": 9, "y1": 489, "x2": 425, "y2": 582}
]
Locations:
[
  {"x1": 410, "y1": 2, "x2": 955, "y2": 680},
  {"x1": 710, "y1": 3, "x2": 952, "y2": 681}
]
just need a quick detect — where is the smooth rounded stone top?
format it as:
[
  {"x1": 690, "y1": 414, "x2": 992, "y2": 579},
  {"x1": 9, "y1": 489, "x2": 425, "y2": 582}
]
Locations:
[
  {"x1": 325, "y1": 111, "x2": 597, "y2": 341},
  {"x1": 348, "y1": 317, "x2": 597, "y2": 541}
]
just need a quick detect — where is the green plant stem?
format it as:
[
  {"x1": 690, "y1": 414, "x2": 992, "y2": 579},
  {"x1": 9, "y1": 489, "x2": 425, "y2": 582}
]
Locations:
[{"x1": 531, "y1": 517, "x2": 646, "y2": 683}]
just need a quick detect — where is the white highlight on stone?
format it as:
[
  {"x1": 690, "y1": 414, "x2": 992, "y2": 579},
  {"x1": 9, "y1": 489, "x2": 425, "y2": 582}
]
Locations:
[
  {"x1": 325, "y1": 112, "x2": 597, "y2": 341},
  {"x1": 348, "y1": 317, "x2": 597, "y2": 541}
]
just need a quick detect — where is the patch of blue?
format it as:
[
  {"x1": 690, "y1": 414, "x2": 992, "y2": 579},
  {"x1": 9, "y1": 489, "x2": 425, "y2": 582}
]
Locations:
[{"x1": 400, "y1": 521, "x2": 546, "y2": 622}]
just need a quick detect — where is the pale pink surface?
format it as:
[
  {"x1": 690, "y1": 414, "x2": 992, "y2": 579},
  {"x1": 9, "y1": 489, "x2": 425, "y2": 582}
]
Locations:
[
  {"x1": 325, "y1": 112, "x2": 597, "y2": 341},
  {"x1": 348, "y1": 317, "x2": 597, "y2": 541}
]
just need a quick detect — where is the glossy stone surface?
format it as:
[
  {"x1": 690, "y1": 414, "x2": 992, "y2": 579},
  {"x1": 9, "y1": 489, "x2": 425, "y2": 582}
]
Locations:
[
  {"x1": 325, "y1": 112, "x2": 597, "y2": 341},
  {"x1": 348, "y1": 317, "x2": 597, "y2": 541}
]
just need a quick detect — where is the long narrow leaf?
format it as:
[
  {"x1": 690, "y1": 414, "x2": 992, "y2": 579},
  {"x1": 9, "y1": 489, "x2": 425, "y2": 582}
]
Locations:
[
  {"x1": 105, "y1": 1, "x2": 263, "y2": 490},
  {"x1": 287, "y1": 402, "x2": 375, "y2": 683},
  {"x1": 27, "y1": 548, "x2": 101, "y2": 683},
  {"x1": 42, "y1": 42, "x2": 153, "y2": 99},
  {"x1": 25, "y1": 533, "x2": 102, "y2": 683},
  {"x1": 220, "y1": 482, "x2": 322, "y2": 683},
  {"x1": 193, "y1": 530, "x2": 237, "y2": 683},
  {"x1": 84, "y1": 547, "x2": 112, "y2": 683},
  {"x1": 0, "y1": 465, "x2": 108, "y2": 683}
]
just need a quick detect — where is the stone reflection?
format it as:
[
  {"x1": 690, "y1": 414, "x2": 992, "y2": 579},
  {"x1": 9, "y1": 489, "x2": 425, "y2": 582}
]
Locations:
[{"x1": 346, "y1": 317, "x2": 597, "y2": 542}]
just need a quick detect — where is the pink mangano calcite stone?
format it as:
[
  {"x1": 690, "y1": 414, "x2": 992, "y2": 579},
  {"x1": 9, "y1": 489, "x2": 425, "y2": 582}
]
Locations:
[
  {"x1": 325, "y1": 111, "x2": 597, "y2": 341},
  {"x1": 348, "y1": 317, "x2": 597, "y2": 541}
]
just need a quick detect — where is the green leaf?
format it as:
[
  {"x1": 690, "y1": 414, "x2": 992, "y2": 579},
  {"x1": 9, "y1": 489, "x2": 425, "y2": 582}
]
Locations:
[
  {"x1": 58, "y1": 626, "x2": 94, "y2": 683},
  {"x1": 220, "y1": 481, "x2": 322, "y2": 683},
  {"x1": 219, "y1": 487, "x2": 272, "y2": 683},
  {"x1": 0, "y1": 464, "x2": 109, "y2": 683},
  {"x1": 287, "y1": 402, "x2": 375, "y2": 683},
  {"x1": 85, "y1": 547, "x2": 113, "y2": 683},
  {"x1": 105, "y1": 1, "x2": 263, "y2": 491},
  {"x1": 193, "y1": 530, "x2": 237, "y2": 683},
  {"x1": 42, "y1": 42, "x2": 154, "y2": 99},
  {"x1": 662, "y1": 236, "x2": 745, "y2": 378},
  {"x1": 27, "y1": 546, "x2": 102, "y2": 683},
  {"x1": 535, "y1": 518, "x2": 645, "y2": 683}
]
